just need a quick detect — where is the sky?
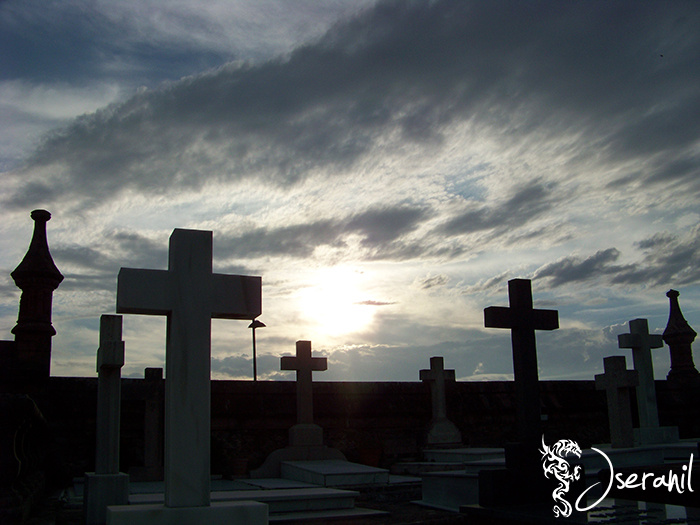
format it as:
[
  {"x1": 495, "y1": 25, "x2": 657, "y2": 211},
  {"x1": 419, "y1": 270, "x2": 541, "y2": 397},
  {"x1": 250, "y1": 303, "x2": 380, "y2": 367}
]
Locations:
[{"x1": 1, "y1": 0, "x2": 699, "y2": 383}]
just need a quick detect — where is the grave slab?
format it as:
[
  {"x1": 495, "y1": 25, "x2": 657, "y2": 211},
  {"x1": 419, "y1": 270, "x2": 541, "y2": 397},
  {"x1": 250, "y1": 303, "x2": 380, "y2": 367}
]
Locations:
[
  {"x1": 281, "y1": 459, "x2": 390, "y2": 487},
  {"x1": 106, "y1": 500, "x2": 267, "y2": 525}
]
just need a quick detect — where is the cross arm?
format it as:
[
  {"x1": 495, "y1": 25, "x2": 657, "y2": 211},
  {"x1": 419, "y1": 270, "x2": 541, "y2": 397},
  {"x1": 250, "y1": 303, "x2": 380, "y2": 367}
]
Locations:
[
  {"x1": 618, "y1": 332, "x2": 663, "y2": 349},
  {"x1": 484, "y1": 306, "x2": 513, "y2": 328},
  {"x1": 281, "y1": 356, "x2": 328, "y2": 371},
  {"x1": 116, "y1": 268, "x2": 172, "y2": 315},
  {"x1": 211, "y1": 274, "x2": 262, "y2": 320}
]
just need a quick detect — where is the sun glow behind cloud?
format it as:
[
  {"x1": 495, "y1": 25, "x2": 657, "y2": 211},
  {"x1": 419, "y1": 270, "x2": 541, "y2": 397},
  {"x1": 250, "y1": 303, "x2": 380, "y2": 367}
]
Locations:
[{"x1": 295, "y1": 266, "x2": 376, "y2": 339}]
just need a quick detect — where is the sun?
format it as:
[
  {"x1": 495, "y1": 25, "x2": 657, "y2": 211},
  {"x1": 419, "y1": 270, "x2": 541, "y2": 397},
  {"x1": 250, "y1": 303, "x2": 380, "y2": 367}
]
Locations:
[{"x1": 296, "y1": 266, "x2": 374, "y2": 337}]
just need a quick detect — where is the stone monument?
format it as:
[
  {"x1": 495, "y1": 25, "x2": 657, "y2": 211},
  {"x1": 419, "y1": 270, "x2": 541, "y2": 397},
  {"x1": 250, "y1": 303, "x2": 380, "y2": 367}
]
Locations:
[
  {"x1": 419, "y1": 356, "x2": 462, "y2": 446},
  {"x1": 618, "y1": 318, "x2": 678, "y2": 444},
  {"x1": 84, "y1": 315, "x2": 129, "y2": 525},
  {"x1": 108, "y1": 228, "x2": 267, "y2": 524},
  {"x1": 595, "y1": 355, "x2": 639, "y2": 449},
  {"x1": 251, "y1": 341, "x2": 346, "y2": 478},
  {"x1": 663, "y1": 289, "x2": 699, "y2": 384}
]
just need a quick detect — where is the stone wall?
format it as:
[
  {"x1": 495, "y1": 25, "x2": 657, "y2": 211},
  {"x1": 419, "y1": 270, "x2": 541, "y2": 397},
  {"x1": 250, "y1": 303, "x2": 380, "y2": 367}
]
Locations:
[{"x1": 9, "y1": 377, "x2": 700, "y2": 484}]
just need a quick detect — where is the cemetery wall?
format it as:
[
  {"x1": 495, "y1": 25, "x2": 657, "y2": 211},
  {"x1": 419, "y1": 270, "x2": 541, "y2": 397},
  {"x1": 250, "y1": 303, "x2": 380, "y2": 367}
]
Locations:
[{"x1": 10, "y1": 376, "x2": 699, "y2": 484}]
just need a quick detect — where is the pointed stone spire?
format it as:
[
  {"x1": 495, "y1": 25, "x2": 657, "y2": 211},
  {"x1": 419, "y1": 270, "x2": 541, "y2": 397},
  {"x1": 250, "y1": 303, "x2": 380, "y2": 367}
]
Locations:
[
  {"x1": 10, "y1": 210, "x2": 64, "y2": 380},
  {"x1": 662, "y1": 289, "x2": 699, "y2": 383}
]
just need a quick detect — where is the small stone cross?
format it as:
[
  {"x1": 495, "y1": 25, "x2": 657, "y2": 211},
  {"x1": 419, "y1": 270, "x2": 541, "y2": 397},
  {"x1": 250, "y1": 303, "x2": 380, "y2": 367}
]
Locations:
[
  {"x1": 595, "y1": 356, "x2": 639, "y2": 448},
  {"x1": 116, "y1": 228, "x2": 261, "y2": 509},
  {"x1": 618, "y1": 319, "x2": 663, "y2": 430},
  {"x1": 420, "y1": 356, "x2": 462, "y2": 445},
  {"x1": 95, "y1": 314, "x2": 125, "y2": 475},
  {"x1": 281, "y1": 340, "x2": 327, "y2": 425},
  {"x1": 420, "y1": 357, "x2": 455, "y2": 421},
  {"x1": 484, "y1": 279, "x2": 558, "y2": 445}
]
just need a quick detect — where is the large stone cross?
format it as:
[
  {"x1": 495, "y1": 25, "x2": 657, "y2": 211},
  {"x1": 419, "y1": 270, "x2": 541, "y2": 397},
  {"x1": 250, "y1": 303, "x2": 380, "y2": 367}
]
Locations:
[
  {"x1": 116, "y1": 229, "x2": 261, "y2": 509},
  {"x1": 281, "y1": 340, "x2": 327, "y2": 425},
  {"x1": 618, "y1": 319, "x2": 663, "y2": 430},
  {"x1": 595, "y1": 355, "x2": 639, "y2": 449},
  {"x1": 484, "y1": 279, "x2": 558, "y2": 444},
  {"x1": 420, "y1": 356, "x2": 462, "y2": 445}
]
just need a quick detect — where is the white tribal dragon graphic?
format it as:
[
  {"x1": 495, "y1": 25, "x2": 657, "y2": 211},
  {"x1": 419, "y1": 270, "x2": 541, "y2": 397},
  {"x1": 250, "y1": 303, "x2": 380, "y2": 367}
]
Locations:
[{"x1": 540, "y1": 435, "x2": 583, "y2": 518}]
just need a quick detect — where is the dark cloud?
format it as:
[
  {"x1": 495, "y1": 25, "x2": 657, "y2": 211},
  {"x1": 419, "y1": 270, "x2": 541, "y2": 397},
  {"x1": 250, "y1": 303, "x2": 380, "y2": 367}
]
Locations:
[
  {"x1": 533, "y1": 248, "x2": 630, "y2": 288},
  {"x1": 416, "y1": 274, "x2": 449, "y2": 290},
  {"x1": 7, "y1": 0, "x2": 699, "y2": 208},
  {"x1": 216, "y1": 204, "x2": 434, "y2": 261},
  {"x1": 533, "y1": 225, "x2": 700, "y2": 289},
  {"x1": 439, "y1": 180, "x2": 558, "y2": 236},
  {"x1": 354, "y1": 300, "x2": 394, "y2": 306}
]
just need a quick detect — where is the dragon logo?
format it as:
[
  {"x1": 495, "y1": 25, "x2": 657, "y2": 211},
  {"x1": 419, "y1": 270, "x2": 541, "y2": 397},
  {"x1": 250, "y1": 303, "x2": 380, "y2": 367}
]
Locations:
[{"x1": 540, "y1": 435, "x2": 583, "y2": 517}]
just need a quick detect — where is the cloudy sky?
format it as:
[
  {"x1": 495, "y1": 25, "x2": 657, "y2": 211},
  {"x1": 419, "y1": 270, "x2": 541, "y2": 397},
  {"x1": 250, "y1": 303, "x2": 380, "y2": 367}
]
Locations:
[{"x1": 1, "y1": 0, "x2": 699, "y2": 383}]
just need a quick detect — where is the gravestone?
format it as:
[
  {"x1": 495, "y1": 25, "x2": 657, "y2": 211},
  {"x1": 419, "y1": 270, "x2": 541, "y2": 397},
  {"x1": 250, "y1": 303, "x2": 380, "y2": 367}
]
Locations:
[
  {"x1": 479, "y1": 278, "x2": 558, "y2": 507},
  {"x1": 84, "y1": 315, "x2": 129, "y2": 525},
  {"x1": 618, "y1": 318, "x2": 678, "y2": 444},
  {"x1": 595, "y1": 355, "x2": 639, "y2": 449},
  {"x1": 108, "y1": 228, "x2": 267, "y2": 524},
  {"x1": 419, "y1": 356, "x2": 462, "y2": 446},
  {"x1": 251, "y1": 341, "x2": 346, "y2": 478},
  {"x1": 663, "y1": 289, "x2": 700, "y2": 384},
  {"x1": 282, "y1": 340, "x2": 328, "y2": 447}
]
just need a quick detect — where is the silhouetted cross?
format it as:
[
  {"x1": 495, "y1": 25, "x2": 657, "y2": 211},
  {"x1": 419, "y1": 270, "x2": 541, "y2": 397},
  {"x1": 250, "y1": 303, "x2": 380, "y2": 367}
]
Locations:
[
  {"x1": 281, "y1": 340, "x2": 328, "y2": 425},
  {"x1": 484, "y1": 279, "x2": 558, "y2": 444}
]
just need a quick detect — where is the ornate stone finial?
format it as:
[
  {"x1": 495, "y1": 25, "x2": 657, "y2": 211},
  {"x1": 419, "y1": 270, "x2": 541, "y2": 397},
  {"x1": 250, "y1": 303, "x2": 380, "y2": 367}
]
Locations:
[
  {"x1": 9, "y1": 210, "x2": 64, "y2": 381},
  {"x1": 663, "y1": 290, "x2": 697, "y2": 345},
  {"x1": 11, "y1": 210, "x2": 64, "y2": 288},
  {"x1": 662, "y1": 289, "x2": 699, "y2": 383}
]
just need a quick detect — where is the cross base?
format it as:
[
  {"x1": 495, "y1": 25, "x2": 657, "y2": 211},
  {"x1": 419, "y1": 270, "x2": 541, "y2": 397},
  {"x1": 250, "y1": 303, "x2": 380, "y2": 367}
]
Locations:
[
  {"x1": 289, "y1": 423, "x2": 324, "y2": 447},
  {"x1": 84, "y1": 472, "x2": 129, "y2": 525},
  {"x1": 426, "y1": 418, "x2": 462, "y2": 446},
  {"x1": 250, "y1": 444, "x2": 347, "y2": 479},
  {"x1": 634, "y1": 426, "x2": 679, "y2": 445},
  {"x1": 106, "y1": 500, "x2": 268, "y2": 525}
]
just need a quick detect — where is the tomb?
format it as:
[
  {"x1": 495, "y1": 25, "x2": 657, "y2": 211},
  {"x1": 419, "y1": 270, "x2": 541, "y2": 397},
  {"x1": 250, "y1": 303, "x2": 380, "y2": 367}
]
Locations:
[{"x1": 107, "y1": 228, "x2": 267, "y2": 524}]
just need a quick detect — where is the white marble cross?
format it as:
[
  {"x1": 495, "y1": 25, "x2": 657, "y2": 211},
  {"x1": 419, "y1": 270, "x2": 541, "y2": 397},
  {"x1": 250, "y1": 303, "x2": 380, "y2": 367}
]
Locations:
[
  {"x1": 618, "y1": 319, "x2": 663, "y2": 430},
  {"x1": 595, "y1": 356, "x2": 639, "y2": 449},
  {"x1": 281, "y1": 340, "x2": 327, "y2": 425},
  {"x1": 117, "y1": 228, "x2": 261, "y2": 508}
]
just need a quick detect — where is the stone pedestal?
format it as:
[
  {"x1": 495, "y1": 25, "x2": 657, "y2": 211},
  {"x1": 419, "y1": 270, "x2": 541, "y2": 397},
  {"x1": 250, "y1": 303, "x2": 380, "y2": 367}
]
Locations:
[
  {"x1": 106, "y1": 500, "x2": 268, "y2": 525},
  {"x1": 84, "y1": 473, "x2": 129, "y2": 525}
]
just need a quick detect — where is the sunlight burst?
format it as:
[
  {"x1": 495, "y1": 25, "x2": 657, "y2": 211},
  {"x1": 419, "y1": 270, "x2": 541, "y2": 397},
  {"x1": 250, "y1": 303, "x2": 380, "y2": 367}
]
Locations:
[{"x1": 297, "y1": 267, "x2": 374, "y2": 337}]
